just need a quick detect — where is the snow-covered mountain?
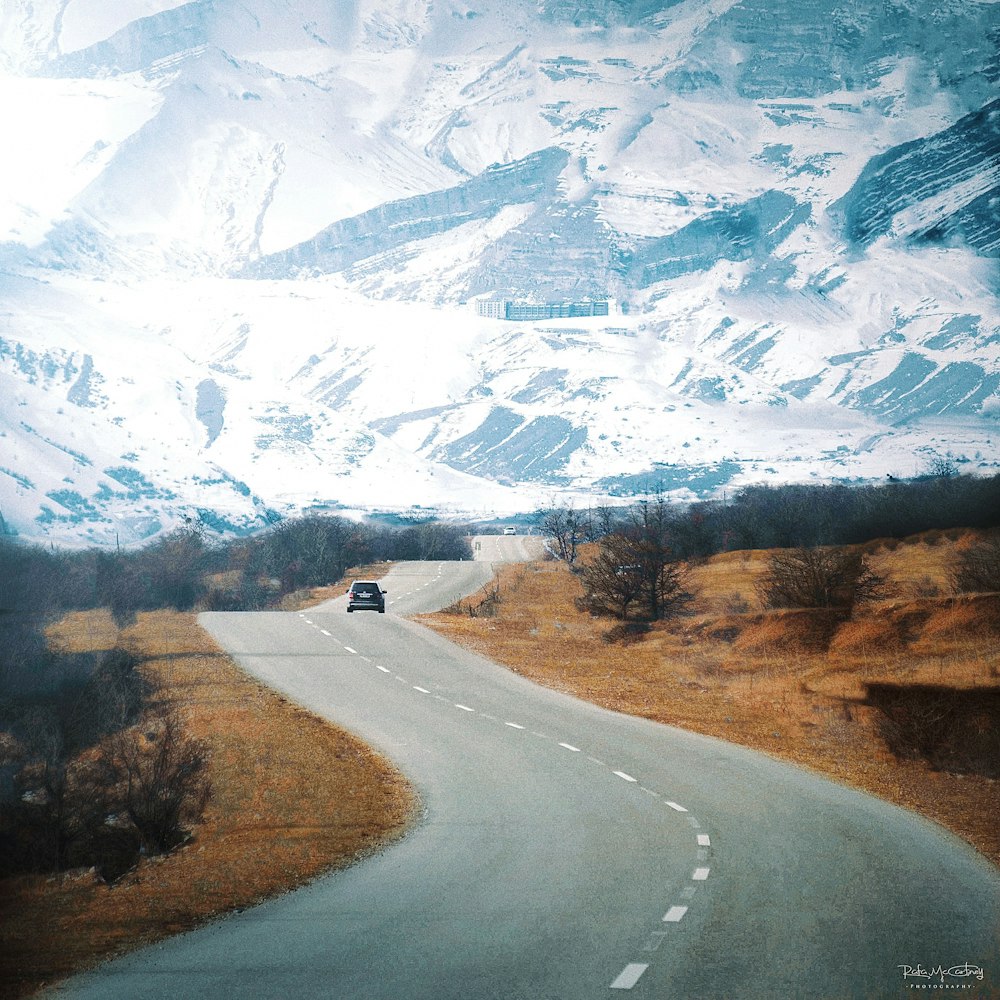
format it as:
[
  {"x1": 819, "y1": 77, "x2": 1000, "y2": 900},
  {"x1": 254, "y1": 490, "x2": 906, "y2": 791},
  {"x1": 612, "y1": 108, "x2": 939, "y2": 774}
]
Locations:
[{"x1": 1, "y1": 0, "x2": 998, "y2": 545}]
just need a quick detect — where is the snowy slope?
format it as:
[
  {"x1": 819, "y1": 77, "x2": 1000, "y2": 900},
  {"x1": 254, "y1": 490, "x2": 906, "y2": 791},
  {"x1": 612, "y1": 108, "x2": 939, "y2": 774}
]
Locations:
[{"x1": 0, "y1": 0, "x2": 998, "y2": 544}]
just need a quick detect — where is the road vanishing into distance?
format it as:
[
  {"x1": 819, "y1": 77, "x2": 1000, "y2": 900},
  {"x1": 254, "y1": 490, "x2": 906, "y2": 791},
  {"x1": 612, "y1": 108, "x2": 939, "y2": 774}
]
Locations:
[{"x1": 50, "y1": 536, "x2": 1000, "y2": 999}]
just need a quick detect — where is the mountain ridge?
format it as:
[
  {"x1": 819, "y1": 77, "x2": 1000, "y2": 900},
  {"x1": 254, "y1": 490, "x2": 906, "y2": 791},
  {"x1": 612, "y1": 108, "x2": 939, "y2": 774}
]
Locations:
[{"x1": 0, "y1": 0, "x2": 997, "y2": 545}]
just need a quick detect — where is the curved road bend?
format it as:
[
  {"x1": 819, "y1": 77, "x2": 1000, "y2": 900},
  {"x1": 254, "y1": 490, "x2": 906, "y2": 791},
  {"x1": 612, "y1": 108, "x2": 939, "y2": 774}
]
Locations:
[{"x1": 49, "y1": 537, "x2": 999, "y2": 999}]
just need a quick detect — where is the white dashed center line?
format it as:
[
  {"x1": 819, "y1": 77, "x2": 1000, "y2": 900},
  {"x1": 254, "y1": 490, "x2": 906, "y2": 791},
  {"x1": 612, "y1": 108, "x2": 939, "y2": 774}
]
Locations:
[
  {"x1": 610, "y1": 963, "x2": 649, "y2": 990},
  {"x1": 298, "y1": 607, "x2": 716, "y2": 996},
  {"x1": 642, "y1": 931, "x2": 669, "y2": 952}
]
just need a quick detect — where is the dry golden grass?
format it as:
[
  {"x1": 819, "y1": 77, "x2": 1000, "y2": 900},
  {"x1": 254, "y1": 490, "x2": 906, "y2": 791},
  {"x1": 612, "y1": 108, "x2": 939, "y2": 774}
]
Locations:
[
  {"x1": 1, "y1": 606, "x2": 415, "y2": 1000},
  {"x1": 682, "y1": 547, "x2": 771, "y2": 614},
  {"x1": 421, "y1": 533, "x2": 1000, "y2": 870}
]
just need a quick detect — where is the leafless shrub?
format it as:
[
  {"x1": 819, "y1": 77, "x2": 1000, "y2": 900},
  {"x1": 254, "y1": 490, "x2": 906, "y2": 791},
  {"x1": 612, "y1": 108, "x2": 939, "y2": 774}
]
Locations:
[
  {"x1": 7, "y1": 725, "x2": 112, "y2": 874},
  {"x1": 757, "y1": 546, "x2": 885, "y2": 611},
  {"x1": 950, "y1": 534, "x2": 1000, "y2": 593},
  {"x1": 469, "y1": 582, "x2": 502, "y2": 617},
  {"x1": 108, "y1": 709, "x2": 210, "y2": 854},
  {"x1": 867, "y1": 683, "x2": 1000, "y2": 777},
  {"x1": 579, "y1": 539, "x2": 646, "y2": 620},
  {"x1": 3, "y1": 682, "x2": 208, "y2": 878},
  {"x1": 1, "y1": 699, "x2": 145, "y2": 880}
]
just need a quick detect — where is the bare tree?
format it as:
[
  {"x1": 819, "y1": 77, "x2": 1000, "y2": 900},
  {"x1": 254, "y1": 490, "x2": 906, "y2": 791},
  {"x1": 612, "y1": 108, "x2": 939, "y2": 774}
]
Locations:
[
  {"x1": 542, "y1": 506, "x2": 584, "y2": 564},
  {"x1": 253, "y1": 515, "x2": 372, "y2": 592},
  {"x1": 146, "y1": 526, "x2": 208, "y2": 609},
  {"x1": 628, "y1": 497, "x2": 676, "y2": 621},
  {"x1": 580, "y1": 495, "x2": 690, "y2": 622},
  {"x1": 589, "y1": 505, "x2": 623, "y2": 540},
  {"x1": 577, "y1": 535, "x2": 645, "y2": 619}
]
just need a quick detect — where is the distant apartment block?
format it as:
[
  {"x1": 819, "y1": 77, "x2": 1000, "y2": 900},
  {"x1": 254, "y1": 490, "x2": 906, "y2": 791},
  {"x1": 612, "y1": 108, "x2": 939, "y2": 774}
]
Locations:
[
  {"x1": 475, "y1": 298, "x2": 610, "y2": 320},
  {"x1": 476, "y1": 299, "x2": 508, "y2": 319}
]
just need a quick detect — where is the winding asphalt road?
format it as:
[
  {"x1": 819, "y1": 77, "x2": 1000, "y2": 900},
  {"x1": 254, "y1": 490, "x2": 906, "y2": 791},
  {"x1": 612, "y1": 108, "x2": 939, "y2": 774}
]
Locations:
[{"x1": 49, "y1": 536, "x2": 1000, "y2": 999}]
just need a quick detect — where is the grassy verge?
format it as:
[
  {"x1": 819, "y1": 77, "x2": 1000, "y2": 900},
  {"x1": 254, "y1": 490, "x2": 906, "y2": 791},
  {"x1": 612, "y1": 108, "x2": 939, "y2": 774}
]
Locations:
[
  {"x1": 420, "y1": 533, "x2": 1000, "y2": 869},
  {"x1": 0, "y1": 602, "x2": 415, "y2": 1000}
]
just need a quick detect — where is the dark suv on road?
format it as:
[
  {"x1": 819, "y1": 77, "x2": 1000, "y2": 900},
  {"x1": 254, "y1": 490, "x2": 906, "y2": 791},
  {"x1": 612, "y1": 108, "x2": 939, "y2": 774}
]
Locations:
[{"x1": 347, "y1": 580, "x2": 387, "y2": 613}]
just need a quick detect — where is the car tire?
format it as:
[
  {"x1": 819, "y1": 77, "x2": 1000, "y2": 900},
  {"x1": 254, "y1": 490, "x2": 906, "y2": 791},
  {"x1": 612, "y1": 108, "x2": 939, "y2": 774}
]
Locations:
[
  {"x1": 347, "y1": 607, "x2": 353, "y2": 612},
  {"x1": 378, "y1": 608, "x2": 385, "y2": 613}
]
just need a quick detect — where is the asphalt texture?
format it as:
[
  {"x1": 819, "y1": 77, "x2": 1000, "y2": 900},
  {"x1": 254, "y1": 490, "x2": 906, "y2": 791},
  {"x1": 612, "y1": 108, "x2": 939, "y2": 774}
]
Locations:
[{"x1": 46, "y1": 536, "x2": 1000, "y2": 999}]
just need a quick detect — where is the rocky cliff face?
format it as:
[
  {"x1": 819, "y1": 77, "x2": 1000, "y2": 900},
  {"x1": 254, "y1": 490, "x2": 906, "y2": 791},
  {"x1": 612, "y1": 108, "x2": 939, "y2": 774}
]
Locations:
[
  {"x1": 248, "y1": 147, "x2": 571, "y2": 279},
  {"x1": 832, "y1": 99, "x2": 1000, "y2": 255}
]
